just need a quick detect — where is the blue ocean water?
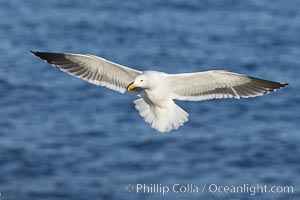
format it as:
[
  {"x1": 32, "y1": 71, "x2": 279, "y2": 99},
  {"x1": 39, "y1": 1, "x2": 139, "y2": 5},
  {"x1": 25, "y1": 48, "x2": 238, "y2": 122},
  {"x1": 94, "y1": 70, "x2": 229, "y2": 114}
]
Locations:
[{"x1": 0, "y1": 0, "x2": 299, "y2": 199}]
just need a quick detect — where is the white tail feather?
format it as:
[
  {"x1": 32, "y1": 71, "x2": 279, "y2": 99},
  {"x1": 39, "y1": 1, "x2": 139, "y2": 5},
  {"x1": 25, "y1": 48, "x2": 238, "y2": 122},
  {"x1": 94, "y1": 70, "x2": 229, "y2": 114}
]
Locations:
[{"x1": 134, "y1": 98, "x2": 189, "y2": 133}]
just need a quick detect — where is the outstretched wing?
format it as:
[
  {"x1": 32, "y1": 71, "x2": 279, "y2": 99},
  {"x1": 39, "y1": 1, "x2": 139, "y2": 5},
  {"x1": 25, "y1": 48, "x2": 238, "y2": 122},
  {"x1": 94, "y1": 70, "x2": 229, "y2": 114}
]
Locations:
[
  {"x1": 31, "y1": 51, "x2": 142, "y2": 94},
  {"x1": 167, "y1": 70, "x2": 287, "y2": 101}
]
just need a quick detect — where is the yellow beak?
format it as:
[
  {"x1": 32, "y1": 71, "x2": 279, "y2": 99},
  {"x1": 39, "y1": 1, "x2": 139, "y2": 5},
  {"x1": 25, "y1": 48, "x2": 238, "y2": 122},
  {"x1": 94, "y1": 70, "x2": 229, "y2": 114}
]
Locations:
[{"x1": 127, "y1": 83, "x2": 136, "y2": 91}]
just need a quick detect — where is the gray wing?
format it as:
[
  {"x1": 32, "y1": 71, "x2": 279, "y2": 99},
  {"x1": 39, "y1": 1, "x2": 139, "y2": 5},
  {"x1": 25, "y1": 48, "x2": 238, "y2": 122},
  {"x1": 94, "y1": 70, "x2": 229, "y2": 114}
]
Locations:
[
  {"x1": 31, "y1": 51, "x2": 142, "y2": 94},
  {"x1": 167, "y1": 70, "x2": 287, "y2": 101}
]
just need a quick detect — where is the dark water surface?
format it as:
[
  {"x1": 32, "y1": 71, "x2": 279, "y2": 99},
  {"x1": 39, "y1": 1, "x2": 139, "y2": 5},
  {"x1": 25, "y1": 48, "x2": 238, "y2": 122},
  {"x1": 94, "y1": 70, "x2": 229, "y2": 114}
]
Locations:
[{"x1": 0, "y1": 0, "x2": 299, "y2": 199}]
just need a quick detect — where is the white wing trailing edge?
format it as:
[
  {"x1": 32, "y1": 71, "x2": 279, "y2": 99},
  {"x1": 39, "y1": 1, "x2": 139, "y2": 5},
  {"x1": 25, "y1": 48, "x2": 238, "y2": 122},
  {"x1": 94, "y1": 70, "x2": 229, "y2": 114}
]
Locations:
[
  {"x1": 31, "y1": 51, "x2": 142, "y2": 94},
  {"x1": 168, "y1": 70, "x2": 288, "y2": 101}
]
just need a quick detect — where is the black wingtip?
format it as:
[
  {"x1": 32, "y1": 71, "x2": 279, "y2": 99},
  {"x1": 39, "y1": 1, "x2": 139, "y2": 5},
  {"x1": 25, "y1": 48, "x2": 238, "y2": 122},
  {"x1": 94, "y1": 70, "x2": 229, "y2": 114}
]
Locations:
[
  {"x1": 30, "y1": 51, "x2": 50, "y2": 59},
  {"x1": 30, "y1": 50, "x2": 38, "y2": 55}
]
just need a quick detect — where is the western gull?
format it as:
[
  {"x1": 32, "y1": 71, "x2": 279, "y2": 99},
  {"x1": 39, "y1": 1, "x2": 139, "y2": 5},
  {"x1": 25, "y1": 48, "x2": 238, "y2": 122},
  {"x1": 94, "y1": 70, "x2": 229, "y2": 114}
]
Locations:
[{"x1": 31, "y1": 51, "x2": 288, "y2": 132}]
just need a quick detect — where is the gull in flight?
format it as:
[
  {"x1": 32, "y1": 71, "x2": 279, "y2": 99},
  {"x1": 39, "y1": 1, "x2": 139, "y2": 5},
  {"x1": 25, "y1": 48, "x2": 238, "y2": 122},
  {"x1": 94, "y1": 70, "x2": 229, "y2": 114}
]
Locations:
[{"x1": 31, "y1": 51, "x2": 288, "y2": 133}]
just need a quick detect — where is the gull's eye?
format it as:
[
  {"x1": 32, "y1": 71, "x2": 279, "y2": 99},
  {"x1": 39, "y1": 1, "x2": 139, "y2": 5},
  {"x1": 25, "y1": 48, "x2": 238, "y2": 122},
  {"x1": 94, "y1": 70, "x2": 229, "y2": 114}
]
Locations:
[{"x1": 140, "y1": 80, "x2": 143, "y2": 82}]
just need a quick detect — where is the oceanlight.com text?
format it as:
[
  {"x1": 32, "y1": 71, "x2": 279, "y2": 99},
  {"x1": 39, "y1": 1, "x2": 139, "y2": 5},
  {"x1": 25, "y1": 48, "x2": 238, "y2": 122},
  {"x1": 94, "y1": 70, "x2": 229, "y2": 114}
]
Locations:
[{"x1": 124, "y1": 183, "x2": 294, "y2": 196}]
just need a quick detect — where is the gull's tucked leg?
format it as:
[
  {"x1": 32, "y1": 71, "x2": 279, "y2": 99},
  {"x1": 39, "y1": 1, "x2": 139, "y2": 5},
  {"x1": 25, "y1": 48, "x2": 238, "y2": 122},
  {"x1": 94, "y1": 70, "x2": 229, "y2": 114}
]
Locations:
[{"x1": 134, "y1": 98, "x2": 155, "y2": 124}]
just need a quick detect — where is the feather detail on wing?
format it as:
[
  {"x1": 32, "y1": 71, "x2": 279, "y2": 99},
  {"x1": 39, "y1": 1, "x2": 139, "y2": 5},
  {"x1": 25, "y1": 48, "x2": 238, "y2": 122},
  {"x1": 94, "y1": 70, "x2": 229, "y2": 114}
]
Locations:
[
  {"x1": 31, "y1": 51, "x2": 142, "y2": 94},
  {"x1": 167, "y1": 70, "x2": 288, "y2": 101}
]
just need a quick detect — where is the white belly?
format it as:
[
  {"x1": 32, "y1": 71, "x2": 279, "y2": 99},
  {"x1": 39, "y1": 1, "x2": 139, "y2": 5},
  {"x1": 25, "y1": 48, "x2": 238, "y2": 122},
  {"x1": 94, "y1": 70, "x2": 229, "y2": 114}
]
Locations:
[{"x1": 144, "y1": 88, "x2": 172, "y2": 108}]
